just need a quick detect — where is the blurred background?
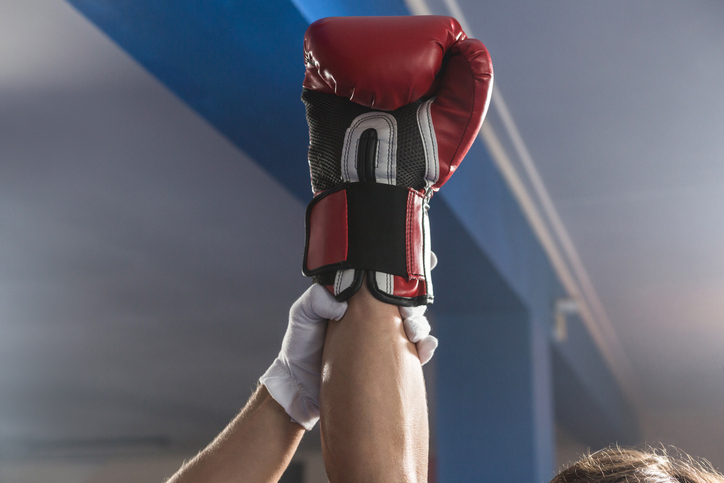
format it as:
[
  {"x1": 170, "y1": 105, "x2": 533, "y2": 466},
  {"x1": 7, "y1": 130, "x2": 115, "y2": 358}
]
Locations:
[{"x1": 1, "y1": 1, "x2": 723, "y2": 482}]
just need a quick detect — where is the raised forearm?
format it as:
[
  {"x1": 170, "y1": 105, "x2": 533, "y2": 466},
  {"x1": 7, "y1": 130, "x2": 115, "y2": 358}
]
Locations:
[
  {"x1": 320, "y1": 281, "x2": 429, "y2": 482},
  {"x1": 166, "y1": 384, "x2": 304, "y2": 483}
]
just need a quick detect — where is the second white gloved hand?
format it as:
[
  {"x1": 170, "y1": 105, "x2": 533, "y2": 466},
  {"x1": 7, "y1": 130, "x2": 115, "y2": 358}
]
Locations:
[{"x1": 399, "y1": 304, "x2": 438, "y2": 365}]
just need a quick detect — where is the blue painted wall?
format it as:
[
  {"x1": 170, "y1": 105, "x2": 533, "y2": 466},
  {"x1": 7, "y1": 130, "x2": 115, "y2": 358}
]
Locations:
[
  {"x1": 438, "y1": 135, "x2": 639, "y2": 459},
  {"x1": 553, "y1": 314, "x2": 639, "y2": 447},
  {"x1": 432, "y1": 146, "x2": 559, "y2": 481},
  {"x1": 431, "y1": 195, "x2": 554, "y2": 481}
]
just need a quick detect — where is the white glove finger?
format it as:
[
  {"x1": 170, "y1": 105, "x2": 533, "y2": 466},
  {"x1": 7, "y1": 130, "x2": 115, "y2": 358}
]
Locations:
[
  {"x1": 399, "y1": 303, "x2": 426, "y2": 320},
  {"x1": 429, "y1": 250, "x2": 438, "y2": 271},
  {"x1": 309, "y1": 284, "x2": 348, "y2": 321},
  {"x1": 295, "y1": 284, "x2": 348, "y2": 323},
  {"x1": 402, "y1": 313, "x2": 432, "y2": 344},
  {"x1": 417, "y1": 335, "x2": 438, "y2": 365},
  {"x1": 283, "y1": 285, "x2": 346, "y2": 360}
]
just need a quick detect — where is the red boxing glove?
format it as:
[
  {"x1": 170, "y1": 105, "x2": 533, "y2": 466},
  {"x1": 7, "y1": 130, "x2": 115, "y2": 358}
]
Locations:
[{"x1": 301, "y1": 16, "x2": 493, "y2": 306}]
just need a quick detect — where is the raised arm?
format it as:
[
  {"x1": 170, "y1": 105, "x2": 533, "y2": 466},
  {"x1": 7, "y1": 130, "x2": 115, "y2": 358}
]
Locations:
[
  {"x1": 300, "y1": 15, "x2": 492, "y2": 482},
  {"x1": 320, "y1": 278, "x2": 430, "y2": 482}
]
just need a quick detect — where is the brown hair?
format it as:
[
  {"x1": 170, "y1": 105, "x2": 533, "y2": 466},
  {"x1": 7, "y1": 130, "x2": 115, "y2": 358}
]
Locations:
[{"x1": 550, "y1": 446, "x2": 724, "y2": 483}]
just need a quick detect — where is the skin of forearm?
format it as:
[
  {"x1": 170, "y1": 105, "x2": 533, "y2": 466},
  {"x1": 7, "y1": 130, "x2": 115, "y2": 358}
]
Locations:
[
  {"x1": 166, "y1": 384, "x2": 305, "y2": 483},
  {"x1": 320, "y1": 281, "x2": 429, "y2": 482}
]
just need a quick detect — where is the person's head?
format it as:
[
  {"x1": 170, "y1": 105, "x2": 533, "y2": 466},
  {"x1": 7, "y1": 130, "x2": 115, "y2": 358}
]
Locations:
[{"x1": 551, "y1": 446, "x2": 724, "y2": 483}]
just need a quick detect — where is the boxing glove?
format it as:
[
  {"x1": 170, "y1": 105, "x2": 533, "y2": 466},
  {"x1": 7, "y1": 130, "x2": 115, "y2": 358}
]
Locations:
[{"x1": 301, "y1": 16, "x2": 493, "y2": 306}]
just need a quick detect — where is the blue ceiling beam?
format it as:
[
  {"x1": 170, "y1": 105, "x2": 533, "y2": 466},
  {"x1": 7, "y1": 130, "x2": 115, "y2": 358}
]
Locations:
[
  {"x1": 64, "y1": 0, "x2": 410, "y2": 202},
  {"x1": 290, "y1": 0, "x2": 407, "y2": 22},
  {"x1": 66, "y1": 0, "x2": 314, "y2": 201}
]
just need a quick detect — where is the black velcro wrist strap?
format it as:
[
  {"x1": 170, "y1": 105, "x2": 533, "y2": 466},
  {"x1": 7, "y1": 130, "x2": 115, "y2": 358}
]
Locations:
[{"x1": 303, "y1": 182, "x2": 423, "y2": 279}]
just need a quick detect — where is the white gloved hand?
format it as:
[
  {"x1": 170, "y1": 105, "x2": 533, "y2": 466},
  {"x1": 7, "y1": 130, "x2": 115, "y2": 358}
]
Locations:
[
  {"x1": 260, "y1": 284, "x2": 347, "y2": 430},
  {"x1": 399, "y1": 304, "x2": 438, "y2": 365},
  {"x1": 261, "y1": 272, "x2": 439, "y2": 429}
]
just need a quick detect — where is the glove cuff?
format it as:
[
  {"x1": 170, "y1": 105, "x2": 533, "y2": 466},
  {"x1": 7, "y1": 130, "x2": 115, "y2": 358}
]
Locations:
[
  {"x1": 260, "y1": 360, "x2": 319, "y2": 431},
  {"x1": 303, "y1": 182, "x2": 433, "y2": 306}
]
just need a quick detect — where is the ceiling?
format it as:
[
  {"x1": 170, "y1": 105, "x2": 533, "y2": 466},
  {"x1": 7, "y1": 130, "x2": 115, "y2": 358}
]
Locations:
[{"x1": 1, "y1": 0, "x2": 723, "y2": 469}]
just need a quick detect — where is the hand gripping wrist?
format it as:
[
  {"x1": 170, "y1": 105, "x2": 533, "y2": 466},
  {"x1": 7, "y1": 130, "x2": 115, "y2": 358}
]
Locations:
[
  {"x1": 301, "y1": 16, "x2": 493, "y2": 306},
  {"x1": 260, "y1": 283, "x2": 440, "y2": 430}
]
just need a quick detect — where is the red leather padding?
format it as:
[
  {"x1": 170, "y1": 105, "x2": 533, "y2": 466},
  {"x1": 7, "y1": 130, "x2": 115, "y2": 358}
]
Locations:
[
  {"x1": 430, "y1": 39, "x2": 493, "y2": 190},
  {"x1": 393, "y1": 276, "x2": 428, "y2": 299},
  {"x1": 305, "y1": 189, "x2": 348, "y2": 272},
  {"x1": 303, "y1": 16, "x2": 466, "y2": 111}
]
